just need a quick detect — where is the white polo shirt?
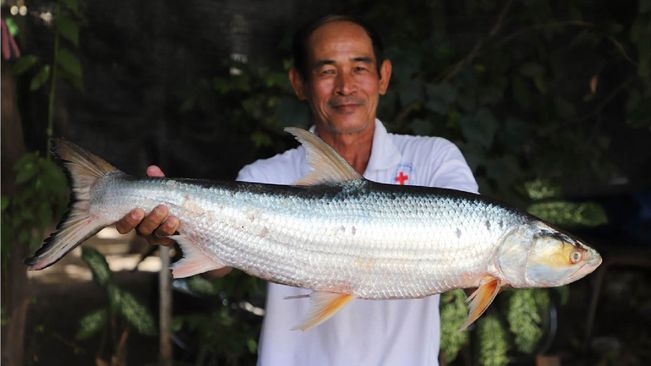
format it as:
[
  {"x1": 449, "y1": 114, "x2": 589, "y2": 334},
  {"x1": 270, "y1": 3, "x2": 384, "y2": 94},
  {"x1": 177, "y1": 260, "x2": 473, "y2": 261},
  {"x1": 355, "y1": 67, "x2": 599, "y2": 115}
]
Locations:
[{"x1": 237, "y1": 120, "x2": 478, "y2": 366}]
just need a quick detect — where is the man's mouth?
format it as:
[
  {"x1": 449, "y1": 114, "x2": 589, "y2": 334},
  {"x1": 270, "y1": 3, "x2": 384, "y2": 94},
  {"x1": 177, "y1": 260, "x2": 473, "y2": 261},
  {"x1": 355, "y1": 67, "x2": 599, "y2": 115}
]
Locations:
[{"x1": 329, "y1": 99, "x2": 364, "y2": 113}]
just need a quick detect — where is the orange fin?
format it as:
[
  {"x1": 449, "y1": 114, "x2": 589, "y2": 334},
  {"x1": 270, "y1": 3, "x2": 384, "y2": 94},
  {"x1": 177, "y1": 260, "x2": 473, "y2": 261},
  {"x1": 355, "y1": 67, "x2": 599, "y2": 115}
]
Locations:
[
  {"x1": 291, "y1": 291, "x2": 353, "y2": 331},
  {"x1": 460, "y1": 276, "x2": 501, "y2": 331},
  {"x1": 169, "y1": 234, "x2": 226, "y2": 278}
]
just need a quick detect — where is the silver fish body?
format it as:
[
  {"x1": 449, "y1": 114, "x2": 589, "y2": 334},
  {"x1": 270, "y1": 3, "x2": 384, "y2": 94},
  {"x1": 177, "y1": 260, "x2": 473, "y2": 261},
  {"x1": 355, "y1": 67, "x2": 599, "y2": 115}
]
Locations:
[
  {"x1": 27, "y1": 129, "x2": 602, "y2": 330},
  {"x1": 94, "y1": 174, "x2": 579, "y2": 297}
]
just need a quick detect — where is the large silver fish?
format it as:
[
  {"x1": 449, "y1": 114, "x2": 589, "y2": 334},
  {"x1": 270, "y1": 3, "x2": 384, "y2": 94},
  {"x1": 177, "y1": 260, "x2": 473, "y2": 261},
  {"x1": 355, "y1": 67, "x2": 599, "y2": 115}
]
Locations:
[{"x1": 27, "y1": 128, "x2": 602, "y2": 330}]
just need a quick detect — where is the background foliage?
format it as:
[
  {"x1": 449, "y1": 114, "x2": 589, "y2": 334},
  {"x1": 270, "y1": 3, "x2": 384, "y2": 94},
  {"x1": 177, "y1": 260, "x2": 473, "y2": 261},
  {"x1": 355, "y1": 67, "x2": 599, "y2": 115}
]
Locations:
[{"x1": 3, "y1": 0, "x2": 650, "y2": 365}]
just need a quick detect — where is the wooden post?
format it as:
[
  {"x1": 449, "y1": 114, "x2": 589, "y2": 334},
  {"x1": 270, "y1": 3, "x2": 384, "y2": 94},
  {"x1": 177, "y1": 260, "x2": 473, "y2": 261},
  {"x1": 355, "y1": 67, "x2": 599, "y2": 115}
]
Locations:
[{"x1": 159, "y1": 246, "x2": 173, "y2": 366}]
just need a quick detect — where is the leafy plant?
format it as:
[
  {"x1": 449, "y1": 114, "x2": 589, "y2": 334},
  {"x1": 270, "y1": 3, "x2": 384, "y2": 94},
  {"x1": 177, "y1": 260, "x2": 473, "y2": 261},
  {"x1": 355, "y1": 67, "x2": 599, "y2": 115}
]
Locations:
[
  {"x1": 76, "y1": 247, "x2": 156, "y2": 364},
  {"x1": 478, "y1": 315, "x2": 510, "y2": 366},
  {"x1": 1, "y1": 153, "x2": 68, "y2": 264},
  {"x1": 171, "y1": 273, "x2": 265, "y2": 365},
  {"x1": 10, "y1": 0, "x2": 84, "y2": 152}
]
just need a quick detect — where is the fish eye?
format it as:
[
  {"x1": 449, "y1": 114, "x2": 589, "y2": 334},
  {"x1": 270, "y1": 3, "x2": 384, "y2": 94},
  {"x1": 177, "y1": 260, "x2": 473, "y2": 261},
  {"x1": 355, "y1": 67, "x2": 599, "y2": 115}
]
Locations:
[{"x1": 570, "y1": 250, "x2": 582, "y2": 264}]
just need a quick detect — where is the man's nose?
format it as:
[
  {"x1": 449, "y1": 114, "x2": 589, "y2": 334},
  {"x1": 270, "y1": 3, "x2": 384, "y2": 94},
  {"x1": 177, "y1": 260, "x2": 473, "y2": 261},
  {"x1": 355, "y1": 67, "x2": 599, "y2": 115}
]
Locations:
[{"x1": 335, "y1": 72, "x2": 355, "y2": 95}]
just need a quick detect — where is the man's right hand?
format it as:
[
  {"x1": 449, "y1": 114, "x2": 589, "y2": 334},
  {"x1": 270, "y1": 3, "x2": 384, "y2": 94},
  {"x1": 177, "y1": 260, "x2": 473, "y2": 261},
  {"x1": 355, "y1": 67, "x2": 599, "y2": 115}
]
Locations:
[
  {"x1": 115, "y1": 165, "x2": 179, "y2": 246},
  {"x1": 114, "y1": 165, "x2": 233, "y2": 278}
]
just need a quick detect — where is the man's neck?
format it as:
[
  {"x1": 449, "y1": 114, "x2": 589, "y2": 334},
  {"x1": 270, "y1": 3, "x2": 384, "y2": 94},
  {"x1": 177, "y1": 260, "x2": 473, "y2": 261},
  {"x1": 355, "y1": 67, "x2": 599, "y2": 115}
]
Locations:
[{"x1": 315, "y1": 122, "x2": 375, "y2": 175}]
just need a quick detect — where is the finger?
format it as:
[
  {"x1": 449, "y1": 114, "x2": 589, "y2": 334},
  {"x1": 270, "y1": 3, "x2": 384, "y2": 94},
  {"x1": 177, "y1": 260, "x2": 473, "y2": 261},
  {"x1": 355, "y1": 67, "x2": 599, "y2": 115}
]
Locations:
[
  {"x1": 116, "y1": 208, "x2": 145, "y2": 234},
  {"x1": 147, "y1": 235, "x2": 177, "y2": 247},
  {"x1": 147, "y1": 165, "x2": 165, "y2": 178},
  {"x1": 154, "y1": 216, "x2": 180, "y2": 238},
  {"x1": 137, "y1": 204, "x2": 169, "y2": 236}
]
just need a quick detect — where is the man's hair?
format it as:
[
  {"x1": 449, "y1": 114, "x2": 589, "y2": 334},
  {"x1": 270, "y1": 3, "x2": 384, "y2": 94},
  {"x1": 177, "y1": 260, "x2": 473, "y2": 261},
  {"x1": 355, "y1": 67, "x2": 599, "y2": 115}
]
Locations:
[{"x1": 292, "y1": 14, "x2": 385, "y2": 80}]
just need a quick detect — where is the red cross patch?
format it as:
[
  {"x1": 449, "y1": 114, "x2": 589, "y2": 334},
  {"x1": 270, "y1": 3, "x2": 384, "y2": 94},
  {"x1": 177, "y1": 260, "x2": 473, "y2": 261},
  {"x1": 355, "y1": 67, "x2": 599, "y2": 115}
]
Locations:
[
  {"x1": 395, "y1": 171, "x2": 409, "y2": 185},
  {"x1": 394, "y1": 164, "x2": 413, "y2": 185}
]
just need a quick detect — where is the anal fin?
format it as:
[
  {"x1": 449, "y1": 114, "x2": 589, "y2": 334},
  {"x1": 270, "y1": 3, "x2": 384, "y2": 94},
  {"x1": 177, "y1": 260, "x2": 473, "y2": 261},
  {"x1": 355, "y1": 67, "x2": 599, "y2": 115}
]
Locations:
[
  {"x1": 291, "y1": 291, "x2": 353, "y2": 331},
  {"x1": 460, "y1": 276, "x2": 501, "y2": 331},
  {"x1": 169, "y1": 234, "x2": 226, "y2": 278}
]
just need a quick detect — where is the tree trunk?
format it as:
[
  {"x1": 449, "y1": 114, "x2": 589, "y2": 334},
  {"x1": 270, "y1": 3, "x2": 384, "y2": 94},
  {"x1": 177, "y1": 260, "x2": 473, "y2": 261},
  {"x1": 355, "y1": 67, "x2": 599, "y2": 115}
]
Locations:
[{"x1": 1, "y1": 61, "x2": 29, "y2": 366}]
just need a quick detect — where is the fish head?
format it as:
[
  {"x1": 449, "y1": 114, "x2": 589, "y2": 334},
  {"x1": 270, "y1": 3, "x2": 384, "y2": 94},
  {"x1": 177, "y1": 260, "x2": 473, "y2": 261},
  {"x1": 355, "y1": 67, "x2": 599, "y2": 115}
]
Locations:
[{"x1": 495, "y1": 221, "x2": 602, "y2": 288}]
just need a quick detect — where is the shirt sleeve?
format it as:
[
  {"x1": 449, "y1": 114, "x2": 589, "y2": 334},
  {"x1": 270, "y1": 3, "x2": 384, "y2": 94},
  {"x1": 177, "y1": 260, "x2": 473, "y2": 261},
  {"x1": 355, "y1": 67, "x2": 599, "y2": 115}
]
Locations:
[
  {"x1": 426, "y1": 140, "x2": 479, "y2": 194},
  {"x1": 236, "y1": 163, "x2": 266, "y2": 184}
]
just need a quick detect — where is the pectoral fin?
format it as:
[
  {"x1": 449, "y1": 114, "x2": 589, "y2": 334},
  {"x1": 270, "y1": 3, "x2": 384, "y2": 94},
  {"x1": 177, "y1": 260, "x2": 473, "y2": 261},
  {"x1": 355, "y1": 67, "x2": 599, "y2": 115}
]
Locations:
[
  {"x1": 169, "y1": 234, "x2": 227, "y2": 278},
  {"x1": 460, "y1": 276, "x2": 501, "y2": 331},
  {"x1": 291, "y1": 291, "x2": 353, "y2": 331}
]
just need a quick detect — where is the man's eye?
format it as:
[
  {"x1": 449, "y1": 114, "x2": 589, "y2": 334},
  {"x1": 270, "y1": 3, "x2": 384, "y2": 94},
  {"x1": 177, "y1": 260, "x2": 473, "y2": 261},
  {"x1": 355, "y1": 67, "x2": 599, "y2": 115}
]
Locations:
[
  {"x1": 354, "y1": 66, "x2": 368, "y2": 72},
  {"x1": 321, "y1": 69, "x2": 336, "y2": 75}
]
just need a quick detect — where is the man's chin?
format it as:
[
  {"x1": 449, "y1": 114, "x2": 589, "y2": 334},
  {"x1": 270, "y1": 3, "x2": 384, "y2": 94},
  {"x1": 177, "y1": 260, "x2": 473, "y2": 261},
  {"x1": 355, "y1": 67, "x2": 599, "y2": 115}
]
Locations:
[{"x1": 321, "y1": 120, "x2": 372, "y2": 135}]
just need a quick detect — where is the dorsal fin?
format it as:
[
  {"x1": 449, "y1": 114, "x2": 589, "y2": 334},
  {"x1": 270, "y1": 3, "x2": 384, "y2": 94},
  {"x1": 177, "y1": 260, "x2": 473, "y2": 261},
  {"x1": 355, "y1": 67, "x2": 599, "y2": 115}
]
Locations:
[{"x1": 284, "y1": 127, "x2": 363, "y2": 186}]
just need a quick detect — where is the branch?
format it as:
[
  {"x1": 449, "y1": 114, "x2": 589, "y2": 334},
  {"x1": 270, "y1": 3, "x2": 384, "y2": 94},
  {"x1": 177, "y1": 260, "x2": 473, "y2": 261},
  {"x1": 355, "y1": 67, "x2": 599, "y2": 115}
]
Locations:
[{"x1": 438, "y1": 0, "x2": 513, "y2": 82}]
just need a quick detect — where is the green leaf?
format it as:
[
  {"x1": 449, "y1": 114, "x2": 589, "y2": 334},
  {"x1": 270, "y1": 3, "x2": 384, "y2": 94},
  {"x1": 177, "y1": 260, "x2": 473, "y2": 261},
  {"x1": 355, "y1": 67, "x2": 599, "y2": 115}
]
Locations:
[
  {"x1": 246, "y1": 338, "x2": 257, "y2": 354},
  {"x1": 408, "y1": 118, "x2": 435, "y2": 135},
  {"x1": 459, "y1": 108, "x2": 498, "y2": 148},
  {"x1": 76, "y1": 308, "x2": 108, "y2": 340},
  {"x1": 15, "y1": 158, "x2": 37, "y2": 184},
  {"x1": 171, "y1": 317, "x2": 183, "y2": 332},
  {"x1": 57, "y1": 48, "x2": 82, "y2": 79},
  {"x1": 426, "y1": 82, "x2": 457, "y2": 103},
  {"x1": 641, "y1": 0, "x2": 651, "y2": 12},
  {"x1": 107, "y1": 285, "x2": 157, "y2": 336},
  {"x1": 56, "y1": 16, "x2": 79, "y2": 47},
  {"x1": 519, "y1": 62, "x2": 544, "y2": 79},
  {"x1": 30, "y1": 65, "x2": 51, "y2": 91},
  {"x1": 397, "y1": 79, "x2": 424, "y2": 106},
  {"x1": 553, "y1": 97, "x2": 577, "y2": 121},
  {"x1": 524, "y1": 179, "x2": 562, "y2": 200},
  {"x1": 60, "y1": 0, "x2": 80, "y2": 16},
  {"x1": 81, "y1": 247, "x2": 112, "y2": 286},
  {"x1": 626, "y1": 95, "x2": 651, "y2": 128},
  {"x1": 439, "y1": 289, "x2": 469, "y2": 363},
  {"x1": 478, "y1": 315, "x2": 509, "y2": 366},
  {"x1": 12, "y1": 55, "x2": 39, "y2": 75},
  {"x1": 40, "y1": 161, "x2": 69, "y2": 206},
  {"x1": 187, "y1": 276, "x2": 219, "y2": 296},
  {"x1": 507, "y1": 289, "x2": 549, "y2": 353},
  {"x1": 274, "y1": 96, "x2": 309, "y2": 126},
  {"x1": 527, "y1": 201, "x2": 608, "y2": 227},
  {"x1": 1, "y1": 196, "x2": 9, "y2": 211},
  {"x1": 213, "y1": 77, "x2": 231, "y2": 94},
  {"x1": 511, "y1": 76, "x2": 531, "y2": 108},
  {"x1": 251, "y1": 131, "x2": 272, "y2": 148}
]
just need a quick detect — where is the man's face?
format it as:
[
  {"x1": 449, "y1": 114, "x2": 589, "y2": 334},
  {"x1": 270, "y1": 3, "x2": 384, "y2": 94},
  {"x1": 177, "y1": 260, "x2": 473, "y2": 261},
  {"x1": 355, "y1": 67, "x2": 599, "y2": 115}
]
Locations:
[{"x1": 290, "y1": 21, "x2": 391, "y2": 135}]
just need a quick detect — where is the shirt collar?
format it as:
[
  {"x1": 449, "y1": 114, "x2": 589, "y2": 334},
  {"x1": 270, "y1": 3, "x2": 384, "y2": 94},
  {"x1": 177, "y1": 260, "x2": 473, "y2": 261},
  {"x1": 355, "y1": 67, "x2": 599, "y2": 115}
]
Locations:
[
  {"x1": 307, "y1": 119, "x2": 402, "y2": 173},
  {"x1": 366, "y1": 119, "x2": 401, "y2": 173}
]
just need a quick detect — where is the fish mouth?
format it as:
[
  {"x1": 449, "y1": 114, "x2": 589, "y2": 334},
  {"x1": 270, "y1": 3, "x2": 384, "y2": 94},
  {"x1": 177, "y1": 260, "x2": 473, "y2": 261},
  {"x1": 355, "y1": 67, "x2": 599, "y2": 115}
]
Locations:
[{"x1": 564, "y1": 253, "x2": 602, "y2": 284}]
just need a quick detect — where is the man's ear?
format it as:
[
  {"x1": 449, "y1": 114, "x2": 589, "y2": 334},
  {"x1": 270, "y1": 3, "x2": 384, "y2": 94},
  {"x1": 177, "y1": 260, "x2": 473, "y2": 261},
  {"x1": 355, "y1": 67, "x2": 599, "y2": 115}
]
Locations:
[
  {"x1": 288, "y1": 68, "x2": 307, "y2": 101},
  {"x1": 378, "y1": 59, "x2": 392, "y2": 95}
]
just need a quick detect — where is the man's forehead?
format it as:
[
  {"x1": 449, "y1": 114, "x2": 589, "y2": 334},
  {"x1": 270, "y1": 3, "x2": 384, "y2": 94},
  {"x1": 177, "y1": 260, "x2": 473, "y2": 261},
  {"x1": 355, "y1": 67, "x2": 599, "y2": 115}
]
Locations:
[{"x1": 306, "y1": 20, "x2": 374, "y2": 58}]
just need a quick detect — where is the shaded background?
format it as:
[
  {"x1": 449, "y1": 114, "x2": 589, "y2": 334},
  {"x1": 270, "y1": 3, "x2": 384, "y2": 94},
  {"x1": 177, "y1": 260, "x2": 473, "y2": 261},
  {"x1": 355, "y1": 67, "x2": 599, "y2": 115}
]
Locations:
[{"x1": 2, "y1": 0, "x2": 650, "y2": 365}]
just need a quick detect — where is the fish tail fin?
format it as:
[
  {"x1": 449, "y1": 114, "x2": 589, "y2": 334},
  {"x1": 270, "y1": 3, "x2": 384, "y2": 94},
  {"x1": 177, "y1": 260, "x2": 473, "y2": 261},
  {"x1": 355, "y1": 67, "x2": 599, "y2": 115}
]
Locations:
[{"x1": 25, "y1": 139, "x2": 119, "y2": 270}]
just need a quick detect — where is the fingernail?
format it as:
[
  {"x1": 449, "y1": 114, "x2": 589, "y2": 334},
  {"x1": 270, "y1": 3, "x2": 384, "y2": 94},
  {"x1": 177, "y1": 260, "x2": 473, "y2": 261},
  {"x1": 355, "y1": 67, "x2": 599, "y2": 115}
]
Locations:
[
  {"x1": 168, "y1": 217, "x2": 179, "y2": 229},
  {"x1": 131, "y1": 210, "x2": 142, "y2": 220},
  {"x1": 155, "y1": 205, "x2": 167, "y2": 215}
]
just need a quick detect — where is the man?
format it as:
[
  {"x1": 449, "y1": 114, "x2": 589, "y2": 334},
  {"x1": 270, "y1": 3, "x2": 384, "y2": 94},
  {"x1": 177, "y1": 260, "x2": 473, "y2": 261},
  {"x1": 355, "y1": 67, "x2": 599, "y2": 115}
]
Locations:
[{"x1": 117, "y1": 15, "x2": 477, "y2": 365}]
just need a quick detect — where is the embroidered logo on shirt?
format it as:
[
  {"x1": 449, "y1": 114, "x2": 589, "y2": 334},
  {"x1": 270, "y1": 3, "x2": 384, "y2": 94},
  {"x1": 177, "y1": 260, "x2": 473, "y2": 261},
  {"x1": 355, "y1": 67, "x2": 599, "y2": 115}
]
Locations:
[{"x1": 394, "y1": 164, "x2": 412, "y2": 185}]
